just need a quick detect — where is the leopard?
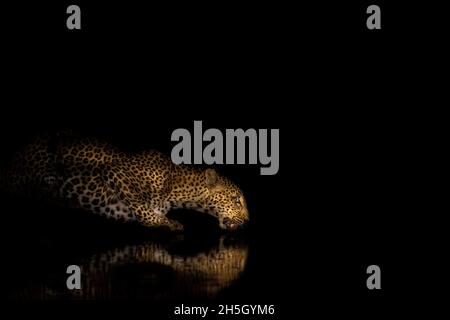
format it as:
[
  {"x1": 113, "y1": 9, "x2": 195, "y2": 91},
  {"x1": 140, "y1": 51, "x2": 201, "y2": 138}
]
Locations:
[{"x1": 0, "y1": 132, "x2": 249, "y2": 231}]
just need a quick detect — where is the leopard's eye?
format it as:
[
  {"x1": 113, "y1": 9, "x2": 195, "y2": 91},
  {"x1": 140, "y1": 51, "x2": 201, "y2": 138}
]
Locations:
[{"x1": 234, "y1": 196, "x2": 241, "y2": 206}]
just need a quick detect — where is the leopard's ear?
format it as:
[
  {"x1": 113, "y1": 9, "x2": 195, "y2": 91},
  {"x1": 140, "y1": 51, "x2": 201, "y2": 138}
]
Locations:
[{"x1": 205, "y1": 168, "x2": 219, "y2": 189}]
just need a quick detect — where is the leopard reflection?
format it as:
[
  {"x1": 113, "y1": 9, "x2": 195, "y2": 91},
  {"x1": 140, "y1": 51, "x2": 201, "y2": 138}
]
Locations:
[{"x1": 68, "y1": 235, "x2": 247, "y2": 300}]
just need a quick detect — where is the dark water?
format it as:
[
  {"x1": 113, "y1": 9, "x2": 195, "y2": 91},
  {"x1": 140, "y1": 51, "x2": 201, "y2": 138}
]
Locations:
[
  {"x1": 3, "y1": 200, "x2": 253, "y2": 301},
  {"x1": 7, "y1": 234, "x2": 248, "y2": 301}
]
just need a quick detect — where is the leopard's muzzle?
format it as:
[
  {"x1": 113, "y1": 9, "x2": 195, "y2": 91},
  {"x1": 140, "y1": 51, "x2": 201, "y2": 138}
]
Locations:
[{"x1": 222, "y1": 216, "x2": 248, "y2": 231}]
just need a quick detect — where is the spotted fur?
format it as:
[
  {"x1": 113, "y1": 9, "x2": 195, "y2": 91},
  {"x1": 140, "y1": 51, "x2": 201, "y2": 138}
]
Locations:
[{"x1": 2, "y1": 133, "x2": 249, "y2": 231}]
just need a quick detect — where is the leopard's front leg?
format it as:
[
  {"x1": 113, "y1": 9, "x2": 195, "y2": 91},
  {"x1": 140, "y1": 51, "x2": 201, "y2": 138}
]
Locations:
[
  {"x1": 131, "y1": 203, "x2": 184, "y2": 232},
  {"x1": 102, "y1": 162, "x2": 183, "y2": 231}
]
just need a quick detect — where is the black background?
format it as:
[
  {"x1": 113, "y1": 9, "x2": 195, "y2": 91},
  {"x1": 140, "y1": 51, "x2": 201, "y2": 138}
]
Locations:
[{"x1": 1, "y1": 0, "x2": 446, "y2": 318}]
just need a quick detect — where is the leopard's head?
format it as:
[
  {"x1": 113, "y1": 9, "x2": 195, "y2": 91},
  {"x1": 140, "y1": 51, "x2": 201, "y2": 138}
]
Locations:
[{"x1": 200, "y1": 169, "x2": 249, "y2": 231}]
